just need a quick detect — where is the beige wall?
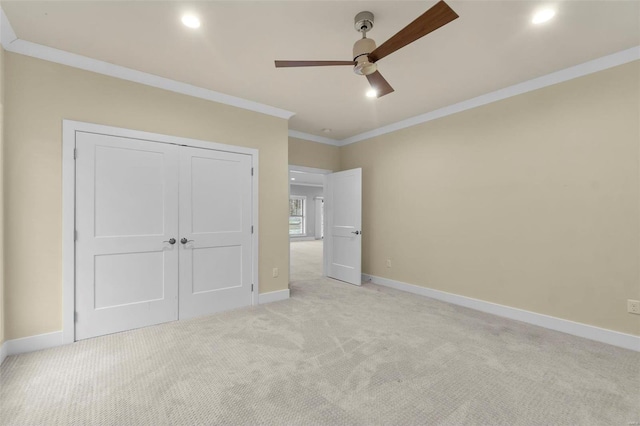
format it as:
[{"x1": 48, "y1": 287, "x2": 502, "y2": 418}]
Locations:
[
  {"x1": 4, "y1": 50, "x2": 639, "y2": 342},
  {"x1": 4, "y1": 53, "x2": 290, "y2": 340},
  {"x1": 340, "y1": 61, "x2": 640, "y2": 336},
  {"x1": 289, "y1": 137, "x2": 339, "y2": 171},
  {"x1": 0, "y1": 46, "x2": 5, "y2": 345}
]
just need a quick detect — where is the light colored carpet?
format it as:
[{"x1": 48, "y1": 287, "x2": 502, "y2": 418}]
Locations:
[
  {"x1": 1, "y1": 280, "x2": 639, "y2": 424},
  {"x1": 290, "y1": 239, "x2": 323, "y2": 282}
]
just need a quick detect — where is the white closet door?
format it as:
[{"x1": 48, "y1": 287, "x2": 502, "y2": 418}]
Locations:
[
  {"x1": 178, "y1": 146, "x2": 253, "y2": 319},
  {"x1": 75, "y1": 133, "x2": 179, "y2": 340}
]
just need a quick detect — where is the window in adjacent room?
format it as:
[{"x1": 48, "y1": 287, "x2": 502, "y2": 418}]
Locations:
[{"x1": 289, "y1": 196, "x2": 306, "y2": 236}]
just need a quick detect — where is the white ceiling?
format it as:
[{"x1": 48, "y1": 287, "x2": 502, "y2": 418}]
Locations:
[{"x1": 3, "y1": 1, "x2": 639, "y2": 140}]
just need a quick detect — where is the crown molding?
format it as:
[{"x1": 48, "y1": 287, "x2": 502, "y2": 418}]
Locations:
[
  {"x1": 3, "y1": 7, "x2": 638, "y2": 145},
  {"x1": 288, "y1": 130, "x2": 341, "y2": 146},
  {"x1": 0, "y1": 7, "x2": 18, "y2": 46},
  {"x1": 291, "y1": 46, "x2": 639, "y2": 147},
  {"x1": 340, "y1": 46, "x2": 640, "y2": 146},
  {"x1": 0, "y1": 8, "x2": 295, "y2": 120},
  {"x1": 289, "y1": 182, "x2": 324, "y2": 188},
  {"x1": 289, "y1": 165, "x2": 333, "y2": 174}
]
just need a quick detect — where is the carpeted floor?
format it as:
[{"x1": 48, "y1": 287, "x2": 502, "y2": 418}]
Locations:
[
  {"x1": 1, "y1": 245, "x2": 639, "y2": 424},
  {"x1": 290, "y1": 239, "x2": 323, "y2": 282}
]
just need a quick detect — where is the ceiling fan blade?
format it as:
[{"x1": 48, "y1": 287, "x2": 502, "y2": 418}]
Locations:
[
  {"x1": 369, "y1": 0, "x2": 459, "y2": 63},
  {"x1": 366, "y1": 70, "x2": 394, "y2": 98},
  {"x1": 275, "y1": 60, "x2": 356, "y2": 68}
]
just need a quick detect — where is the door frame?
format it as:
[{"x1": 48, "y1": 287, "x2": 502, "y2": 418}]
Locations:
[
  {"x1": 287, "y1": 165, "x2": 332, "y2": 281},
  {"x1": 62, "y1": 120, "x2": 260, "y2": 344}
]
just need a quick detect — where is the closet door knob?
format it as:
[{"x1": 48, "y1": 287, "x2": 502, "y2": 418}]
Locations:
[
  {"x1": 180, "y1": 238, "x2": 194, "y2": 244},
  {"x1": 163, "y1": 238, "x2": 176, "y2": 245}
]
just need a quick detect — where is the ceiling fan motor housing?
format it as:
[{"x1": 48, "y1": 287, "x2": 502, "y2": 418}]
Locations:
[{"x1": 353, "y1": 37, "x2": 377, "y2": 75}]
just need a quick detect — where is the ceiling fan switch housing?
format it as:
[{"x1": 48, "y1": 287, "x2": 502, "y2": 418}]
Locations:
[{"x1": 354, "y1": 11, "x2": 374, "y2": 33}]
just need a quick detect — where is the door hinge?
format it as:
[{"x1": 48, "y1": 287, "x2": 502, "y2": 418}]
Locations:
[
  {"x1": 73, "y1": 148, "x2": 77, "y2": 159},
  {"x1": 74, "y1": 312, "x2": 78, "y2": 322},
  {"x1": 251, "y1": 167, "x2": 254, "y2": 176},
  {"x1": 251, "y1": 284, "x2": 254, "y2": 292},
  {"x1": 251, "y1": 225, "x2": 254, "y2": 234},
  {"x1": 74, "y1": 230, "x2": 78, "y2": 241}
]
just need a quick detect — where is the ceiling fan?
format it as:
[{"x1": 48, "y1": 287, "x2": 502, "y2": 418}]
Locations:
[{"x1": 274, "y1": 1, "x2": 459, "y2": 98}]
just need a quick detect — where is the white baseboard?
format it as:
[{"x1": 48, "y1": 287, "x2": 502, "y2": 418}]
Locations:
[
  {"x1": 0, "y1": 292, "x2": 291, "y2": 360},
  {"x1": 290, "y1": 236, "x2": 317, "y2": 242},
  {"x1": 0, "y1": 341, "x2": 7, "y2": 365},
  {"x1": 363, "y1": 274, "x2": 640, "y2": 352},
  {"x1": 1, "y1": 331, "x2": 64, "y2": 361},
  {"x1": 259, "y1": 289, "x2": 290, "y2": 304}
]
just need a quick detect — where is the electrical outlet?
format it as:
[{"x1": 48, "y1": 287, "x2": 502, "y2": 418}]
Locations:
[
  {"x1": 628, "y1": 299, "x2": 640, "y2": 315},
  {"x1": 272, "y1": 268, "x2": 279, "y2": 278},
  {"x1": 386, "y1": 259, "x2": 392, "y2": 268}
]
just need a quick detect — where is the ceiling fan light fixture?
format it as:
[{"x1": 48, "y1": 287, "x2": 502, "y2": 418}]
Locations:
[
  {"x1": 366, "y1": 89, "x2": 378, "y2": 98},
  {"x1": 532, "y1": 9, "x2": 555, "y2": 24},
  {"x1": 181, "y1": 14, "x2": 201, "y2": 29}
]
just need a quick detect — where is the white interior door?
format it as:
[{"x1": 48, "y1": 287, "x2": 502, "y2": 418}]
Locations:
[
  {"x1": 178, "y1": 146, "x2": 253, "y2": 319},
  {"x1": 325, "y1": 168, "x2": 362, "y2": 285},
  {"x1": 75, "y1": 133, "x2": 179, "y2": 340}
]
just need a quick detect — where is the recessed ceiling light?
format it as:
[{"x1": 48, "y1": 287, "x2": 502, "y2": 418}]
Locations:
[
  {"x1": 322, "y1": 128, "x2": 332, "y2": 133},
  {"x1": 182, "y1": 14, "x2": 201, "y2": 29},
  {"x1": 366, "y1": 89, "x2": 377, "y2": 98},
  {"x1": 291, "y1": 178, "x2": 295, "y2": 181},
  {"x1": 532, "y1": 9, "x2": 555, "y2": 24}
]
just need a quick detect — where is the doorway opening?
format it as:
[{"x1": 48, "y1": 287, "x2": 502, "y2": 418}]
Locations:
[{"x1": 288, "y1": 166, "x2": 331, "y2": 282}]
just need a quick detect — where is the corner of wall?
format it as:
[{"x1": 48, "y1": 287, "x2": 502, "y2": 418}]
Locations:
[{"x1": 0, "y1": 43, "x2": 6, "y2": 349}]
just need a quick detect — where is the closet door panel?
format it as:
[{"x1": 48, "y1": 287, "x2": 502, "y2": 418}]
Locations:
[
  {"x1": 178, "y1": 146, "x2": 253, "y2": 319},
  {"x1": 75, "y1": 132, "x2": 179, "y2": 340}
]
